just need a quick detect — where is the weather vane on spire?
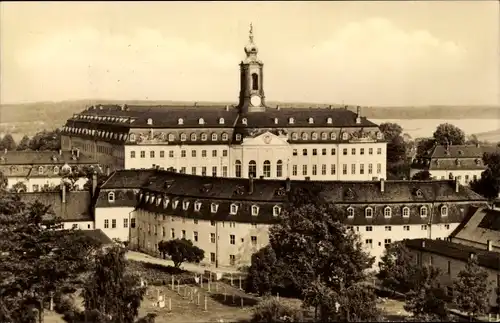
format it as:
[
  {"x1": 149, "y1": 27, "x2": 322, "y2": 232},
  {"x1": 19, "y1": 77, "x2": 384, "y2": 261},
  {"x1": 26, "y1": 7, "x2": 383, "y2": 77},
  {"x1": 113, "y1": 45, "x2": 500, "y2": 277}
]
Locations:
[{"x1": 249, "y1": 23, "x2": 254, "y2": 43}]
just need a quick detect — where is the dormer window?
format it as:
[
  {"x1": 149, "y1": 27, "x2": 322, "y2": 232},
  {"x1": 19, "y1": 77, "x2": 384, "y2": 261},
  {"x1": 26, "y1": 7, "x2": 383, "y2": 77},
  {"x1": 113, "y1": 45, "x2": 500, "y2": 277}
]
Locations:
[
  {"x1": 384, "y1": 206, "x2": 392, "y2": 218},
  {"x1": 201, "y1": 133, "x2": 208, "y2": 141},
  {"x1": 156, "y1": 197, "x2": 162, "y2": 206},
  {"x1": 327, "y1": 117, "x2": 333, "y2": 124},
  {"x1": 291, "y1": 133, "x2": 298, "y2": 140},
  {"x1": 211, "y1": 203, "x2": 219, "y2": 213},
  {"x1": 365, "y1": 207, "x2": 373, "y2": 218},
  {"x1": 198, "y1": 118, "x2": 205, "y2": 125},
  {"x1": 311, "y1": 132, "x2": 318, "y2": 140},
  {"x1": 219, "y1": 118, "x2": 225, "y2": 125},
  {"x1": 180, "y1": 133, "x2": 187, "y2": 141},
  {"x1": 251, "y1": 205, "x2": 259, "y2": 216},
  {"x1": 415, "y1": 189, "x2": 423, "y2": 198},
  {"x1": 376, "y1": 132, "x2": 383, "y2": 140},
  {"x1": 178, "y1": 118, "x2": 184, "y2": 125},
  {"x1": 402, "y1": 207, "x2": 410, "y2": 218},
  {"x1": 475, "y1": 159, "x2": 481, "y2": 165},
  {"x1": 211, "y1": 133, "x2": 218, "y2": 141},
  {"x1": 301, "y1": 133, "x2": 308, "y2": 140},
  {"x1": 274, "y1": 118, "x2": 279, "y2": 124},
  {"x1": 194, "y1": 201, "x2": 202, "y2": 212},
  {"x1": 347, "y1": 207, "x2": 354, "y2": 218},
  {"x1": 150, "y1": 196, "x2": 155, "y2": 204},
  {"x1": 221, "y1": 133, "x2": 229, "y2": 141},
  {"x1": 330, "y1": 133, "x2": 337, "y2": 140},
  {"x1": 190, "y1": 133, "x2": 197, "y2": 141},
  {"x1": 230, "y1": 203, "x2": 238, "y2": 215},
  {"x1": 441, "y1": 205, "x2": 448, "y2": 217},
  {"x1": 342, "y1": 132, "x2": 349, "y2": 140},
  {"x1": 53, "y1": 166, "x2": 59, "y2": 174},
  {"x1": 273, "y1": 205, "x2": 282, "y2": 217},
  {"x1": 108, "y1": 192, "x2": 115, "y2": 203},
  {"x1": 147, "y1": 118, "x2": 153, "y2": 125},
  {"x1": 172, "y1": 199, "x2": 179, "y2": 209},
  {"x1": 163, "y1": 198, "x2": 170, "y2": 208},
  {"x1": 288, "y1": 117, "x2": 295, "y2": 124},
  {"x1": 321, "y1": 132, "x2": 327, "y2": 140},
  {"x1": 144, "y1": 194, "x2": 150, "y2": 203},
  {"x1": 308, "y1": 117, "x2": 314, "y2": 124},
  {"x1": 182, "y1": 200, "x2": 190, "y2": 210},
  {"x1": 38, "y1": 166, "x2": 44, "y2": 174},
  {"x1": 242, "y1": 118, "x2": 248, "y2": 125},
  {"x1": 235, "y1": 134, "x2": 242, "y2": 141},
  {"x1": 168, "y1": 133, "x2": 175, "y2": 142},
  {"x1": 420, "y1": 206, "x2": 428, "y2": 217},
  {"x1": 455, "y1": 159, "x2": 460, "y2": 166}
]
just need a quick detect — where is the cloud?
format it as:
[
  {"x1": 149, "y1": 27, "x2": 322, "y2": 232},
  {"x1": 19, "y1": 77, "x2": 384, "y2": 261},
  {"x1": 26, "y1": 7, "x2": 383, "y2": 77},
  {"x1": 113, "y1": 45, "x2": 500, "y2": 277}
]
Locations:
[{"x1": 6, "y1": 17, "x2": 496, "y2": 106}]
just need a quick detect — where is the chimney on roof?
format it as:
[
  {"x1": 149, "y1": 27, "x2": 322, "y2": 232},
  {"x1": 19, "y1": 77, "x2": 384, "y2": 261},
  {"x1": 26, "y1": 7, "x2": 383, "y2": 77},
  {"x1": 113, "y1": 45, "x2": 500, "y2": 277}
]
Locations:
[
  {"x1": 487, "y1": 240, "x2": 493, "y2": 251},
  {"x1": 285, "y1": 177, "x2": 291, "y2": 193},
  {"x1": 249, "y1": 175, "x2": 254, "y2": 195},
  {"x1": 225, "y1": 105, "x2": 230, "y2": 111},
  {"x1": 380, "y1": 178, "x2": 385, "y2": 192},
  {"x1": 59, "y1": 149, "x2": 62, "y2": 156},
  {"x1": 61, "y1": 183, "x2": 66, "y2": 204},
  {"x1": 276, "y1": 105, "x2": 280, "y2": 110},
  {"x1": 356, "y1": 106, "x2": 362, "y2": 124},
  {"x1": 455, "y1": 177, "x2": 460, "y2": 193},
  {"x1": 469, "y1": 252, "x2": 476, "y2": 260},
  {"x1": 421, "y1": 240, "x2": 426, "y2": 248},
  {"x1": 92, "y1": 171, "x2": 98, "y2": 198},
  {"x1": 106, "y1": 166, "x2": 111, "y2": 176}
]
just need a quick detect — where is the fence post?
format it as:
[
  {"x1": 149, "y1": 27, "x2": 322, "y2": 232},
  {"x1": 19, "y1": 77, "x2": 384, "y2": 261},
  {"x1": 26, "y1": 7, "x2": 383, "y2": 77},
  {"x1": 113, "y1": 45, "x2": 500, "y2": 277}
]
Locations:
[
  {"x1": 230, "y1": 273, "x2": 233, "y2": 286},
  {"x1": 168, "y1": 297, "x2": 172, "y2": 312},
  {"x1": 197, "y1": 293, "x2": 200, "y2": 306},
  {"x1": 240, "y1": 297, "x2": 244, "y2": 308},
  {"x1": 204, "y1": 296, "x2": 208, "y2": 312},
  {"x1": 215, "y1": 282, "x2": 218, "y2": 292},
  {"x1": 223, "y1": 287, "x2": 227, "y2": 301},
  {"x1": 200, "y1": 276, "x2": 203, "y2": 288},
  {"x1": 232, "y1": 293, "x2": 235, "y2": 304},
  {"x1": 277, "y1": 292, "x2": 280, "y2": 301},
  {"x1": 171, "y1": 276, "x2": 174, "y2": 290},
  {"x1": 208, "y1": 281, "x2": 211, "y2": 292}
]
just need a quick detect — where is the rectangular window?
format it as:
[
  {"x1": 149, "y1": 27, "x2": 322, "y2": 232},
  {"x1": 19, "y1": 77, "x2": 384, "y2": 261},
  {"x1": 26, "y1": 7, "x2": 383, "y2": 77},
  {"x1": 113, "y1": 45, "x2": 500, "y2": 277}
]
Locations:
[
  {"x1": 123, "y1": 218, "x2": 128, "y2": 228},
  {"x1": 193, "y1": 231, "x2": 198, "y2": 242},
  {"x1": 222, "y1": 166, "x2": 228, "y2": 177},
  {"x1": 369, "y1": 148, "x2": 373, "y2": 155},
  {"x1": 447, "y1": 261, "x2": 451, "y2": 275},
  {"x1": 385, "y1": 226, "x2": 391, "y2": 231},
  {"x1": 202, "y1": 167, "x2": 207, "y2": 176},
  {"x1": 104, "y1": 219, "x2": 109, "y2": 229},
  {"x1": 191, "y1": 150, "x2": 196, "y2": 157},
  {"x1": 251, "y1": 236, "x2": 257, "y2": 245},
  {"x1": 211, "y1": 252, "x2": 216, "y2": 263},
  {"x1": 223, "y1": 150, "x2": 228, "y2": 157},
  {"x1": 180, "y1": 167, "x2": 186, "y2": 174},
  {"x1": 351, "y1": 148, "x2": 356, "y2": 155},
  {"x1": 421, "y1": 225, "x2": 428, "y2": 230},
  {"x1": 366, "y1": 226, "x2": 373, "y2": 231},
  {"x1": 312, "y1": 149, "x2": 317, "y2": 156},
  {"x1": 191, "y1": 167, "x2": 197, "y2": 175},
  {"x1": 150, "y1": 151, "x2": 155, "y2": 158},
  {"x1": 162, "y1": 227, "x2": 165, "y2": 237},
  {"x1": 169, "y1": 151, "x2": 174, "y2": 158},
  {"x1": 343, "y1": 148, "x2": 348, "y2": 155},
  {"x1": 32, "y1": 184, "x2": 39, "y2": 192},
  {"x1": 360, "y1": 148, "x2": 365, "y2": 155},
  {"x1": 377, "y1": 163, "x2": 381, "y2": 174},
  {"x1": 140, "y1": 151, "x2": 145, "y2": 158},
  {"x1": 351, "y1": 164, "x2": 356, "y2": 175},
  {"x1": 293, "y1": 149, "x2": 297, "y2": 156},
  {"x1": 365, "y1": 239, "x2": 373, "y2": 248},
  {"x1": 131, "y1": 218, "x2": 136, "y2": 228},
  {"x1": 377, "y1": 148, "x2": 382, "y2": 155},
  {"x1": 384, "y1": 239, "x2": 392, "y2": 248},
  {"x1": 202, "y1": 150, "x2": 207, "y2": 157},
  {"x1": 160, "y1": 150, "x2": 165, "y2": 158},
  {"x1": 212, "y1": 150, "x2": 217, "y2": 157},
  {"x1": 368, "y1": 164, "x2": 373, "y2": 174},
  {"x1": 302, "y1": 149, "x2": 307, "y2": 156},
  {"x1": 210, "y1": 220, "x2": 215, "y2": 226},
  {"x1": 181, "y1": 150, "x2": 186, "y2": 158},
  {"x1": 72, "y1": 224, "x2": 78, "y2": 229},
  {"x1": 342, "y1": 164, "x2": 347, "y2": 175},
  {"x1": 331, "y1": 148, "x2": 336, "y2": 155},
  {"x1": 229, "y1": 255, "x2": 236, "y2": 266},
  {"x1": 445, "y1": 224, "x2": 450, "y2": 230},
  {"x1": 212, "y1": 166, "x2": 217, "y2": 177},
  {"x1": 312, "y1": 165, "x2": 317, "y2": 175},
  {"x1": 230, "y1": 234, "x2": 235, "y2": 245},
  {"x1": 130, "y1": 151, "x2": 136, "y2": 158},
  {"x1": 331, "y1": 164, "x2": 336, "y2": 175},
  {"x1": 403, "y1": 225, "x2": 410, "y2": 231},
  {"x1": 360, "y1": 164, "x2": 365, "y2": 175},
  {"x1": 302, "y1": 165, "x2": 307, "y2": 176},
  {"x1": 182, "y1": 230, "x2": 186, "y2": 239},
  {"x1": 322, "y1": 148, "x2": 327, "y2": 155},
  {"x1": 292, "y1": 165, "x2": 297, "y2": 176},
  {"x1": 171, "y1": 228, "x2": 175, "y2": 238},
  {"x1": 322, "y1": 164, "x2": 326, "y2": 175}
]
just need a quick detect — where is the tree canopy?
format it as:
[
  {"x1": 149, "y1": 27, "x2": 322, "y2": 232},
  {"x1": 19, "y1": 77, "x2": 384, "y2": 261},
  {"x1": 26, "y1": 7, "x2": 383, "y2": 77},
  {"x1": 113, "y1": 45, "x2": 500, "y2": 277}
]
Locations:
[
  {"x1": 28, "y1": 129, "x2": 61, "y2": 151},
  {"x1": 0, "y1": 134, "x2": 17, "y2": 151},
  {"x1": 380, "y1": 122, "x2": 407, "y2": 164},
  {"x1": 411, "y1": 170, "x2": 432, "y2": 181},
  {"x1": 433, "y1": 123, "x2": 465, "y2": 146},
  {"x1": 16, "y1": 135, "x2": 31, "y2": 151},
  {"x1": 157, "y1": 238, "x2": 204, "y2": 268},
  {"x1": 470, "y1": 152, "x2": 500, "y2": 199}
]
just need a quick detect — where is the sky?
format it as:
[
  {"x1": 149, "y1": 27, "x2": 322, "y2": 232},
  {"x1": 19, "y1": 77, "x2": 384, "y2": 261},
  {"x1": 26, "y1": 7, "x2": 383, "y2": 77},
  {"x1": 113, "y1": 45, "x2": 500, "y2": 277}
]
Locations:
[{"x1": 1, "y1": 1, "x2": 499, "y2": 106}]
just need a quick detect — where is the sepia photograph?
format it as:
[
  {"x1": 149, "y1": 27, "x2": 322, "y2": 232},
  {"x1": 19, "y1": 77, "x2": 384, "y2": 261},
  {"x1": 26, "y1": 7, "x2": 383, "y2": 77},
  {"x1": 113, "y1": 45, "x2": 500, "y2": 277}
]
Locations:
[{"x1": 0, "y1": 1, "x2": 499, "y2": 322}]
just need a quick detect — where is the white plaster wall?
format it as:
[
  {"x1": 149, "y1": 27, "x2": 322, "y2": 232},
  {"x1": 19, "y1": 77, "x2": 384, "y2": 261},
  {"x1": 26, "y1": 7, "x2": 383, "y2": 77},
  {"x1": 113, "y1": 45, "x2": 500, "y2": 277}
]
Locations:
[{"x1": 94, "y1": 206, "x2": 135, "y2": 242}]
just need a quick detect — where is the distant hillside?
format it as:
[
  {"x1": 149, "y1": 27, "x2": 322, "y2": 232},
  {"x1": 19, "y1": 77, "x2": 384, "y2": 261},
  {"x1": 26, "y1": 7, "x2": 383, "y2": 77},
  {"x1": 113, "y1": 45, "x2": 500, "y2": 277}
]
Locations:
[{"x1": 0, "y1": 99, "x2": 499, "y2": 137}]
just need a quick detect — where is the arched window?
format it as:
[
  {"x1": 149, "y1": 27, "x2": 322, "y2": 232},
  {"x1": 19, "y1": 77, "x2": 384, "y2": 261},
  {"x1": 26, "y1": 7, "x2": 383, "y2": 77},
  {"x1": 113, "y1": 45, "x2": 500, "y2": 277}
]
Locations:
[
  {"x1": 291, "y1": 133, "x2": 298, "y2": 140},
  {"x1": 342, "y1": 132, "x2": 349, "y2": 140},
  {"x1": 221, "y1": 133, "x2": 229, "y2": 141},
  {"x1": 384, "y1": 206, "x2": 392, "y2": 218},
  {"x1": 321, "y1": 132, "x2": 327, "y2": 140},
  {"x1": 219, "y1": 118, "x2": 225, "y2": 125},
  {"x1": 402, "y1": 207, "x2": 410, "y2": 218},
  {"x1": 308, "y1": 117, "x2": 314, "y2": 124},
  {"x1": 201, "y1": 133, "x2": 207, "y2": 141},
  {"x1": 347, "y1": 207, "x2": 354, "y2": 218},
  {"x1": 211, "y1": 133, "x2": 218, "y2": 141},
  {"x1": 108, "y1": 192, "x2": 115, "y2": 202},
  {"x1": 230, "y1": 203, "x2": 238, "y2": 215},
  {"x1": 311, "y1": 132, "x2": 318, "y2": 140},
  {"x1": 190, "y1": 133, "x2": 197, "y2": 141},
  {"x1": 289, "y1": 117, "x2": 295, "y2": 124},
  {"x1": 53, "y1": 166, "x2": 59, "y2": 174},
  {"x1": 235, "y1": 134, "x2": 242, "y2": 141},
  {"x1": 38, "y1": 166, "x2": 44, "y2": 174},
  {"x1": 330, "y1": 133, "x2": 337, "y2": 140},
  {"x1": 147, "y1": 118, "x2": 153, "y2": 125},
  {"x1": 263, "y1": 160, "x2": 271, "y2": 177},
  {"x1": 252, "y1": 73, "x2": 259, "y2": 90},
  {"x1": 441, "y1": 206, "x2": 448, "y2": 217},
  {"x1": 211, "y1": 203, "x2": 218, "y2": 213},
  {"x1": 248, "y1": 160, "x2": 257, "y2": 178},
  {"x1": 198, "y1": 118, "x2": 205, "y2": 125},
  {"x1": 301, "y1": 132, "x2": 308, "y2": 140},
  {"x1": 273, "y1": 205, "x2": 282, "y2": 217},
  {"x1": 168, "y1": 134, "x2": 174, "y2": 142},
  {"x1": 178, "y1": 118, "x2": 184, "y2": 125},
  {"x1": 276, "y1": 160, "x2": 283, "y2": 177},
  {"x1": 235, "y1": 160, "x2": 242, "y2": 178},
  {"x1": 242, "y1": 118, "x2": 248, "y2": 125},
  {"x1": 180, "y1": 133, "x2": 187, "y2": 141},
  {"x1": 365, "y1": 207, "x2": 373, "y2": 218},
  {"x1": 251, "y1": 205, "x2": 259, "y2": 216},
  {"x1": 327, "y1": 117, "x2": 333, "y2": 124},
  {"x1": 420, "y1": 206, "x2": 428, "y2": 217}
]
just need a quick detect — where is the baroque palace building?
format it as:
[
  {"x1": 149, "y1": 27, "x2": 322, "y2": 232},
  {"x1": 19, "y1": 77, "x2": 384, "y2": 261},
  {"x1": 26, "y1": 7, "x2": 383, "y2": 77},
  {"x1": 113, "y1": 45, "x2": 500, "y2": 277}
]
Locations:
[
  {"x1": 92, "y1": 168, "x2": 488, "y2": 269},
  {"x1": 60, "y1": 25, "x2": 387, "y2": 181}
]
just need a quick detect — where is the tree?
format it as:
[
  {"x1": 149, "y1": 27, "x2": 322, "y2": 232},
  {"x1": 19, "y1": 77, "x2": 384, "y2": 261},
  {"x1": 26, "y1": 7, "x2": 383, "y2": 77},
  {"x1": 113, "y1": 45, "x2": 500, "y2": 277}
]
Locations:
[
  {"x1": 433, "y1": 123, "x2": 465, "y2": 146},
  {"x1": 0, "y1": 171, "x2": 7, "y2": 191},
  {"x1": 0, "y1": 193, "x2": 102, "y2": 323},
  {"x1": 82, "y1": 245, "x2": 146, "y2": 323},
  {"x1": 0, "y1": 134, "x2": 17, "y2": 151},
  {"x1": 380, "y1": 123, "x2": 403, "y2": 142},
  {"x1": 417, "y1": 138, "x2": 436, "y2": 156},
  {"x1": 411, "y1": 170, "x2": 432, "y2": 181},
  {"x1": 157, "y1": 238, "x2": 204, "y2": 268},
  {"x1": 378, "y1": 241, "x2": 422, "y2": 294},
  {"x1": 404, "y1": 266, "x2": 450, "y2": 321},
  {"x1": 10, "y1": 181, "x2": 28, "y2": 193},
  {"x1": 470, "y1": 152, "x2": 500, "y2": 199},
  {"x1": 16, "y1": 135, "x2": 31, "y2": 151},
  {"x1": 380, "y1": 123, "x2": 407, "y2": 163},
  {"x1": 250, "y1": 298, "x2": 303, "y2": 323},
  {"x1": 453, "y1": 257, "x2": 491, "y2": 320},
  {"x1": 29, "y1": 129, "x2": 61, "y2": 151}
]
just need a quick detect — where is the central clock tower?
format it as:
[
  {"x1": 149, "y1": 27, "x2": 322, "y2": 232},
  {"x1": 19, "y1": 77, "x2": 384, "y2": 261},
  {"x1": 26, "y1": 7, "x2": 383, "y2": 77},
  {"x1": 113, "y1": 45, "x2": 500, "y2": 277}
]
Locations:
[{"x1": 238, "y1": 23, "x2": 266, "y2": 113}]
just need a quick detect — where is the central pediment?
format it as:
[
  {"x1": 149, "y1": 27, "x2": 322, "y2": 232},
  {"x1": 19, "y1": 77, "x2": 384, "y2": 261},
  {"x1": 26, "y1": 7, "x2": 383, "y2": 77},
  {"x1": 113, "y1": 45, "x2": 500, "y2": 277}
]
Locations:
[{"x1": 241, "y1": 131, "x2": 289, "y2": 146}]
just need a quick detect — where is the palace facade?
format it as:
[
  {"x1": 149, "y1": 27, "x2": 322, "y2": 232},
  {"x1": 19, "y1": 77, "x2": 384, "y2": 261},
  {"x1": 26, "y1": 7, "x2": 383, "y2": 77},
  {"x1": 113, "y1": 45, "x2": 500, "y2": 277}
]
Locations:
[{"x1": 60, "y1": 25, "x2": 387, "y2": 181}]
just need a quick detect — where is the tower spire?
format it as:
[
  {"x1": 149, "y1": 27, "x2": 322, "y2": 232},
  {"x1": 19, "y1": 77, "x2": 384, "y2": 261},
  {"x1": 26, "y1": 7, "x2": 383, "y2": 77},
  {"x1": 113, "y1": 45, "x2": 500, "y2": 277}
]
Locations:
[{"x1": 249, "y1": 23, "x2": 254, "y2": 43}]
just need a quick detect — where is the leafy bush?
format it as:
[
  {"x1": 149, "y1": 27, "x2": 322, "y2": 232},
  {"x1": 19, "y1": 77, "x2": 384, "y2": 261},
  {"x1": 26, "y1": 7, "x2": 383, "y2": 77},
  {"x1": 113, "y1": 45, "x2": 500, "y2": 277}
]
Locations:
[{"x1": 250, "y1": 298, "x2": 303, "y2": 323}]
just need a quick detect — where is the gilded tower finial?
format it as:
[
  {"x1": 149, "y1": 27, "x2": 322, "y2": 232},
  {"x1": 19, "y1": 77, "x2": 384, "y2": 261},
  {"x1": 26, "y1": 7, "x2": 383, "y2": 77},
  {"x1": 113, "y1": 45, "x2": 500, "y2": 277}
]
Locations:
[{"x1": 249, "y1": 23, "x2": 254, "y2": 43}]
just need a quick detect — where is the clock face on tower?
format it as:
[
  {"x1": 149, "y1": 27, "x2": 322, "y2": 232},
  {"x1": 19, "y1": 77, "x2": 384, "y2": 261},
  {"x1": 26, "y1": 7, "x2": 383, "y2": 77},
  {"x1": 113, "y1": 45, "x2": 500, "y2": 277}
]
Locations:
[{"x1": 250, "y1": 95, "x2": 262, "y2": 107}]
